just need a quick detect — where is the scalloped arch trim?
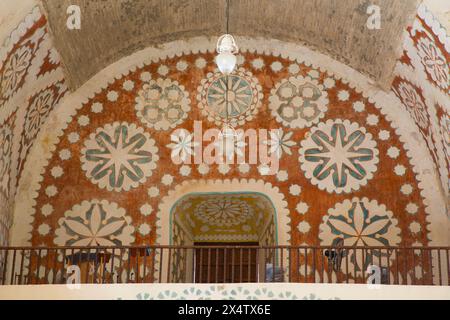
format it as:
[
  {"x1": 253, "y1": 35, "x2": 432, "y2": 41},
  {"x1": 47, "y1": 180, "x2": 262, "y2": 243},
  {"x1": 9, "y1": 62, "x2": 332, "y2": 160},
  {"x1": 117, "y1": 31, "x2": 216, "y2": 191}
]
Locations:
[{"x1": 158, "y1": 179, "x2": 291, "y2": 245}]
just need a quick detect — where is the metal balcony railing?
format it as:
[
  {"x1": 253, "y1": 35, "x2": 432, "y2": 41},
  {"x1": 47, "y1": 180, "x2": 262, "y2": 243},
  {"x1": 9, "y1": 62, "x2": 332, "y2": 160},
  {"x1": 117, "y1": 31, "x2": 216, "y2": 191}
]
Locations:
[{"x1": 0, "y1": 246, "x2": 448, "y2": 285}]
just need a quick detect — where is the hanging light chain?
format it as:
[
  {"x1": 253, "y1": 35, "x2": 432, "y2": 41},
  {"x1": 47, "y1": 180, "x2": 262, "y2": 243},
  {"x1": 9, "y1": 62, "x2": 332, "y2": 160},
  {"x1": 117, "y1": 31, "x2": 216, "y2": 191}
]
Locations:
[{"x1": 226, "y1": 0, "x2": 230, "y2": 35}]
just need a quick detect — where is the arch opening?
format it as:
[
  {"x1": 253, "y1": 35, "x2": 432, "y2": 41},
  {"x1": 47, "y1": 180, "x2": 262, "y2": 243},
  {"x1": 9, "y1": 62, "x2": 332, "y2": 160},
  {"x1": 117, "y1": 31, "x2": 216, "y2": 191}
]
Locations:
[{"x1": 167, "y1": 192, "x2": 279, "y2": 283}]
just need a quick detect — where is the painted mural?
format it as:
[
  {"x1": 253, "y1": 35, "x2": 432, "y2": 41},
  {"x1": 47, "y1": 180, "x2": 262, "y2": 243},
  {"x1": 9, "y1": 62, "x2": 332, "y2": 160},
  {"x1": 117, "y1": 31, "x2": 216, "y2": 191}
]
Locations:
[
  {"x1": 16, "y1": 49, "x2": 433, "y2": 252},
  {"x1": 0, "y1": 6, "x2": 67, "y2": 247},
  {"x1": 0, "y1": 2, "x2": 447, "y2": 285},
  {"x1": 392, "y1": 4, "x2": 450, "y2": 199}
]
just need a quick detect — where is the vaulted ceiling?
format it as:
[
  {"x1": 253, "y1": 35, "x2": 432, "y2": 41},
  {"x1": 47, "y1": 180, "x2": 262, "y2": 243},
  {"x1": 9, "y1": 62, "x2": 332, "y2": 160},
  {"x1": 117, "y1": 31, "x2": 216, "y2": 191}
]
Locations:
[{"x1": 41, "y1": 0, "x2": 420, "y2": 90}]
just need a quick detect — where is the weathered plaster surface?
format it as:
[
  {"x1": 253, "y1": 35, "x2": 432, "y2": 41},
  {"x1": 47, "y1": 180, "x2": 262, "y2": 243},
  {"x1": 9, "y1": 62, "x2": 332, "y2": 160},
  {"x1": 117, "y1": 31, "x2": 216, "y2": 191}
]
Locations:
[
  {"x1": 422, "y1": 0, "x2": 450, "y2": 32},
  {"x1": 0, "y1": 0, "x2": 36, "y2": 45},
  {"x1": 41, "y1": 0, "x2": 419, "y2": 89}
]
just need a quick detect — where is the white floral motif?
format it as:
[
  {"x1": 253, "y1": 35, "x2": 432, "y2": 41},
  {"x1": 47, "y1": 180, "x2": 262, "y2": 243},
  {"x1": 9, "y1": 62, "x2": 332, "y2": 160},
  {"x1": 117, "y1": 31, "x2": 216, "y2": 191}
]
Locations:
[
  {"x1": 269, "y1": 75, "x2": 328, "y2": 128},
  {"x1": 353, "y1": 101, "x2": 365, "y2": 112},
  {"x1": 397, "y1": 81, "x2": 429, "y2": 130},
  {"x1": 68, "y1": 132, "x2": 80, "y2": 143},
  {"x1": 59, "y1": 149, "x2": 71, "y2": 160},
  {"x1": 45, "y1": 185, "x2": 57, "y2": 197},
  {"x1": 123, "y1": 80, "x2": 135, "y2": 91},
  {"x1": 218, "y1": 163, "x2": 231, "y2": 175},
  {"x1": 416, "y1": 37, "x2": 449, "y2": 90},
  {"x1": 439, "y1": 113, "x2": 450, "y2": 163},
  {"x1": 264, "y1": 129, "x2": 296, "y2": 159},
  {"x1": 276, "y1": 170, "x2": 288, "y2": 182},
  {"x1": 319, "y1": 198, "x2": 401, "y2": 272},
  {"x1": 409, "y1": 222, "x2": 421, "y2": 233},
  {"x1": 296, "y1": 202, "x2": 309, "y2": 215},
  {"x1": 387, "y1": 146, "x2": 400, "y2": 159},
  {"x1": 251, "y1": 58, "x2": 264, "y2": 70},
  {"x1": 401, "y1": 184, "x2": 413, "y2": 195},
  {"x1": 271, "y1": 61, "x2": 283, "y2": 72},
  {"x1": 289, "y1": 184, "x2": 301, "y2": 196},
  {"x1": 148, "y1": 186, "x2": 159, "y2": 197},
  {"x1": 107, "y1": 91, "x2": 118, "y2": 102},
  {"x1": 91, "y1": 103, "x2": 103, "y2": 113},
  {"x1": 195, "y1": 58, "x2": 207, "y2": 69},
  {"x1": 167, "y1": 129, "x2": 198, "y2": 162},
  {"x1": 337, "y1": 90, "x2": 350, "y2": 101},
  {"x1": 288, "y1": 64, "x2": 300, "y2": 75},
  {"x1": 81, "y1": 122, "x2": 159, "y2": 191},
  {"x1": 394, "y1": 165, "x2": 406, "y2": 176},
  {"x1": 140, "y1": 204, "x2": 153, "y2": 216},
  {"x1": 194, "y1": 196, "x2": 254, "y2": 227},
  {"x1": 156, "y1": 65, "x2": 168, "y2": 77},
  {"x1": 0, "y1": 125, "x2": 13, "y2": 194},
  {"x1": 140, "y1": 72, "x2": 152, "y2": 82},
  {"x1": 0, "y1": 45, "x2": 33, "y2": 102},
  {"x1": 24, "y1": 88, "x2": 55, "y2": 141},
  {"x1": 38, "y1": 224, "x2": 50, "y2": 236},
  {"x1": 78, "y1": 115, "x2": 89, "y2": 126},
  {"x1": 180, "y1": 165, "x2": 191, "y2": 176},
  {"x1": 138, "y1": 223, "x2": 151, "y2": 236},
  {"x1": 161, "y1": 174, "x2": 174, "y2": 186},
  {"x1": 378, "y1": 130, "x2": 390, "y2": 141},
  {"x1": 238, "y1": 163, "x2": 250, "y2": 174},
  {"x1": 135, "y1": 78, "x2": 190, "y2": 131},
  {"x1": 54, "y1": 200, "x2": 134, "y2": 246},
  {"x1": 299, "y1": 119, "x2": 379, "y2": 194},
  {"x1": 297, "y1": 221, "x2": 311, "y2": 233},
  {"x1": 50, "y1": 166, "x2": 64, "y2": 178},
  {"x1": 197, "y1": 68, "x2": 263, "y2": 127},
  {"x1": 406, "y1": 203, "x2": 418, "y2": 215},
  {"x1": 198, "y1": 163, "x2": 210, "y2": 175},
  {"x1": 41, "y1": 204, "x2": 54, "y2": 217}
]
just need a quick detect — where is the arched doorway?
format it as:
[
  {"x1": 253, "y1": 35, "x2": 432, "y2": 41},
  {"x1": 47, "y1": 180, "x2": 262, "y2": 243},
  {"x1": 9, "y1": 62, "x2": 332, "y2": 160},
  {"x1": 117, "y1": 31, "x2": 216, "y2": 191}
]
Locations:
[
  {"x1": 155, "y1": 179, "x2": 291, "y2": 283},
  {"x1": 168, "y1": 192, "x2": 277, "y2": 283}
]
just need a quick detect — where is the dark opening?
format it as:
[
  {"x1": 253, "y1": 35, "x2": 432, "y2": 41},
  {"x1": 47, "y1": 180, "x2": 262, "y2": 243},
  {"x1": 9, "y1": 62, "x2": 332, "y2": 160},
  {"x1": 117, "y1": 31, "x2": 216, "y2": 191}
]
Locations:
[{"x1": 194, "y1": 242, "x2": 259, "y2": 283}]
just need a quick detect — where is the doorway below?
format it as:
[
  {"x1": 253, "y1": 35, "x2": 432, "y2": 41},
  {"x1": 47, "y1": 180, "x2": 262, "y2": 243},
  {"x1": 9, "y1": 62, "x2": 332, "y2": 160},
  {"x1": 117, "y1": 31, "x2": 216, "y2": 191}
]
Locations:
[
  {"x1": 194, "y1": 242, "x2": 259, "y2": 283},
  {"x1": 168, "y1": 192, "x2": 278, "y2": 283}
]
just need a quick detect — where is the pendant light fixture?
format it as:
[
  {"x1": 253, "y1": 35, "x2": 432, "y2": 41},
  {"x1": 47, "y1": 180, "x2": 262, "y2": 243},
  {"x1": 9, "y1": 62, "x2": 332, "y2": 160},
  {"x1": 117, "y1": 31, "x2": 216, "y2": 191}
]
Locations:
[
  {"x1": 216, "y1": 0, "x2": 238, "y2": 75},
  {"x1": 216, "y1": 0, "x2": 239, "y2": 161}
]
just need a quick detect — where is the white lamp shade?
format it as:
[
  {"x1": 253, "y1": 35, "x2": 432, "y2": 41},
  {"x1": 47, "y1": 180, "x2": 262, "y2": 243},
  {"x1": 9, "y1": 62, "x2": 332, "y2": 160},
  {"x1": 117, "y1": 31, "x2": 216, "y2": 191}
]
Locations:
[{"x1": 215, "y1": 51, "x2": 237, "y2": 75}]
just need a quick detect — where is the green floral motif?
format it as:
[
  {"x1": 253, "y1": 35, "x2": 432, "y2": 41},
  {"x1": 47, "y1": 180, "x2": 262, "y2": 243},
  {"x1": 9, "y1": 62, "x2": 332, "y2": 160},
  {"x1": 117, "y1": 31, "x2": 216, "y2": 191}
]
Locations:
[
  {"x1": 302, "y1": 293, "x2": 340, "y2": 300},
  {"x1": 180, "y1": 287, "x2": 215, "y2": 300},
  {"x1": 136, "y1": 293, "x2": 151, "y2": 300},
  {"x1": 319, "y1": 198, "x2": 401, "y2": 273},
  {"x1": 305, "y1": 123, "x2": 375, "y2": 189},
  {"x1": 117, "y1": 286, "x2": 341, "y2": 300},
  {"x1": 278, "y1": 291, "x2": 298, "y2": 300},
  {"x1": 299, "y1": 119, "x2": 378, "y2": 194},
  {"x1": 327, "y1": 201, "x2": 393, "y2": 247},
  {"x1": 81, "y1": 122, "x2": 158, "y2": 191},
  {"x1": 222, "y1": 287, "x2": 257, "y2": 300},
  {"x1": 157, "y1": 290, "x2": 180, "y2": 300},
  {"x1": 253, "y1": 288, "x2": 275, "y2": 299}
]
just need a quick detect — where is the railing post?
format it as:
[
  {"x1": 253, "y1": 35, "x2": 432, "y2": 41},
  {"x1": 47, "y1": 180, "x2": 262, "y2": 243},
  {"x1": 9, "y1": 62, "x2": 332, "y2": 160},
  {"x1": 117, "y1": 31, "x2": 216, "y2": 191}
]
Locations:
[
  {"x1": 9, "y1": 249, "x2": 16, "y2": 285},
  {"x1": 304, "y1": 247, "x2": 307, "y2": 283},
  {"x1": 1, "y1": 249, "x2": 8, "y2": 285},
  {"x1": 446, "y1": 249, "x2": 450, "y2": 286},
  {"x1": 256, "y1": 247, "x2": 260, "y2": 283},
  {"x1": 167, "y1": 247, "x2": 172, "y2": 283}
]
